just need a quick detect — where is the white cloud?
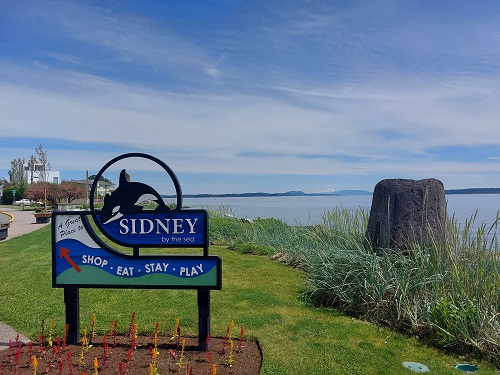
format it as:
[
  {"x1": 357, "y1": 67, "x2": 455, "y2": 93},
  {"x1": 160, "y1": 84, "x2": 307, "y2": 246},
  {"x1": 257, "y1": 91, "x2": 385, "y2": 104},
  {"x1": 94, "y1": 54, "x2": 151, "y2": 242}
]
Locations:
[
  {"x1": 2, "y1": 1, "x2": 500, "y2": 192},
  {"x1": 2, "y1": 58, "x2": 500, "y2": 180}
]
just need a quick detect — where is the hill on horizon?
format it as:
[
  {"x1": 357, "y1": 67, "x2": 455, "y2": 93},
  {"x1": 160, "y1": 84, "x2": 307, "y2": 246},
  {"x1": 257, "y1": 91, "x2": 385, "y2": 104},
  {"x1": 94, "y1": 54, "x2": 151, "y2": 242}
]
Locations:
[
  {"x1": 162, "y1": 187, "x2": 500, "y2": 198},
  {"x1": 163, "y1": 189, "x2": 372, "y2": 198}
]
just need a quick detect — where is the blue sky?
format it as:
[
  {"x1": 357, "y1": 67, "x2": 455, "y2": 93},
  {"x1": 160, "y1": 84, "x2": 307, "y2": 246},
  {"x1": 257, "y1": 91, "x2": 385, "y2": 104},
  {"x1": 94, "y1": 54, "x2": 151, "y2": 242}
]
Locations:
[{"x1": 2, "y1": 0, "x2": 500, "y2": 194}]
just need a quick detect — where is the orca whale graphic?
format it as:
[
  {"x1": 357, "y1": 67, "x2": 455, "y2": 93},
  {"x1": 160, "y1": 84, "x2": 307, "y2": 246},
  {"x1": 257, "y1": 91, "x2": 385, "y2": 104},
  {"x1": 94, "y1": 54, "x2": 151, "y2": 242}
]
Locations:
[{"x1": 100, "y1": 169, "x2": 171, "y2": 225}]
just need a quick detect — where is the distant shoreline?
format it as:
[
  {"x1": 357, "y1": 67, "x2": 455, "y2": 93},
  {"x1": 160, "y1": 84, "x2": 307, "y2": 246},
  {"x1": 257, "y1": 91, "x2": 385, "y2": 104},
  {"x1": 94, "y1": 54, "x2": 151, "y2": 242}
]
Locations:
[
  {"x1": 445, "y1": 188, "x2": 500, "y2": 194},
  {"x1": 162, "y1": 188, "x2": 500, "y2": 199}
]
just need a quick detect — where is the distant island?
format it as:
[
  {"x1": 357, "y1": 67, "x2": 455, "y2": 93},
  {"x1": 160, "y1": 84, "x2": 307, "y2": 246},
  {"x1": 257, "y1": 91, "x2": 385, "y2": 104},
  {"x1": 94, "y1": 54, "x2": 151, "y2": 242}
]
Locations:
[
  {"x1": 162, "y1": 188, "x2": 500, "y2": 198},
  {"x1": 163, "y1": 190, "x2": 373, "y2": 198}
]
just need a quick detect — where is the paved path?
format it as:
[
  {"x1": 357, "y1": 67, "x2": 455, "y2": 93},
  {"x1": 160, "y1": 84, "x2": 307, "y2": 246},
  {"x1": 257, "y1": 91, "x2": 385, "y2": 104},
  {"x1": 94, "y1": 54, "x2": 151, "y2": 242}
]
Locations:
[
  {"x1": 0, "y1": 206, "x2": 51, "y2": 350},
  {"x1": 0, "y1": 206, "x2": 50, "y2": 240}
]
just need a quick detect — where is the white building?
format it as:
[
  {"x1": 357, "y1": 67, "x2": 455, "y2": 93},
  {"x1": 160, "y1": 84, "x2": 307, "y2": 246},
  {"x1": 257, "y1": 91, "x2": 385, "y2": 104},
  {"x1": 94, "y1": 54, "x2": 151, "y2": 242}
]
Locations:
[{"x1": 24, "y1": 164, "x2": 61, "y2": 184}]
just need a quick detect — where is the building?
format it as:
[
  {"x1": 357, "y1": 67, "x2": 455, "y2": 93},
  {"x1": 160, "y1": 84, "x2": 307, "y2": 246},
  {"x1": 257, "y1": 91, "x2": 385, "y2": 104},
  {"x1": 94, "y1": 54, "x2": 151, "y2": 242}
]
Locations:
[
  {"x1": 93, "y1": 179, "x2": 115, "y2": 198},
  {"x1": 65, "y1": 176, "x2": 115, "y2": 202},
  {"x1": 24, "y1": 164, "x2": 61, "y2": 184},
  {"x1": 84, "y1": 176, "x2": 115, "y2": 199}
]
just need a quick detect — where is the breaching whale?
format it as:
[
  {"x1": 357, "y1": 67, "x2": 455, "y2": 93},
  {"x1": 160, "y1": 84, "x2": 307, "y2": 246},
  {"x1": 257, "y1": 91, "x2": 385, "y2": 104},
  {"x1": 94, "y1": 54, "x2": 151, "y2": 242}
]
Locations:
[{"x1": 100, "y1": 169, "x2": 171, "y2": 224}]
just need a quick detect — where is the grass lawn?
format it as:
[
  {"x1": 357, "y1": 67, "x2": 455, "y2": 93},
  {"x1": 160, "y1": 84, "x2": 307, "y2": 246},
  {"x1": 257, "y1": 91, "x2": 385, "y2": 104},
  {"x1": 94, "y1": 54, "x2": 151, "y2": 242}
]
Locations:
[{"x1": 0, "y1": 225, "x2": 498, "y2": 374}]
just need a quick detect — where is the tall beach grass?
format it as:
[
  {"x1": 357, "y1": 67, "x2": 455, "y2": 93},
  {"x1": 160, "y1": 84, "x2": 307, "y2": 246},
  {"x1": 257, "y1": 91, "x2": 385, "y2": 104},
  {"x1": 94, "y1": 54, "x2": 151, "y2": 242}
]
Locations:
[{"x1": 209, "y1": 206, "x2": 500, "y2": 365}]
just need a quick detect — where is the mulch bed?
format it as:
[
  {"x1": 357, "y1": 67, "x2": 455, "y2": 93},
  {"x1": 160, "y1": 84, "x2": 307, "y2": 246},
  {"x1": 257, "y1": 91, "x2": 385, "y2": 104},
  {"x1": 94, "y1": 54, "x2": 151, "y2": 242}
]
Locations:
[{"x1": 0, "y1": 335, "x2": 262, "y2": 374}]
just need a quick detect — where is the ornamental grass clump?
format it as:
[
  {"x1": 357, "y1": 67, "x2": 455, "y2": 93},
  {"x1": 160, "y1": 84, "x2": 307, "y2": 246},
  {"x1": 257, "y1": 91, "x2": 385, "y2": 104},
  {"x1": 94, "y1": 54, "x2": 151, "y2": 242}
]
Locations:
[
  {"x1": 209, "y1": 205, "x2": 499, "y2": 365},
  {"x1": 209, "y1": 208, "x2": 308, "y2": 265},
  {"x1": 300, "y1": 208, "x2": 500, "y2": 365},
  {"x1": 428, "y1": 214, "x2": 500, "y2": 361}
]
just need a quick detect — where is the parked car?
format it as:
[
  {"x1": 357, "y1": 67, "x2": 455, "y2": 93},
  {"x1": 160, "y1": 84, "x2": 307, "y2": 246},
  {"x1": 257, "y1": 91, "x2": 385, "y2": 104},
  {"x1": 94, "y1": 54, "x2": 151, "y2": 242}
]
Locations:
[{"x1": 14, "y1": 199, "x2": 31, "y2": 206}]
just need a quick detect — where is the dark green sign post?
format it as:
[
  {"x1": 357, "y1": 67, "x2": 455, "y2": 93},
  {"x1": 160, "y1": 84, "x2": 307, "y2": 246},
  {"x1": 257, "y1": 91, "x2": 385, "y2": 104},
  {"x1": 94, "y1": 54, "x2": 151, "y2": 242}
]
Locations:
[{"x1": 52, "y1": 153, "x2": 221, "y2": 350}]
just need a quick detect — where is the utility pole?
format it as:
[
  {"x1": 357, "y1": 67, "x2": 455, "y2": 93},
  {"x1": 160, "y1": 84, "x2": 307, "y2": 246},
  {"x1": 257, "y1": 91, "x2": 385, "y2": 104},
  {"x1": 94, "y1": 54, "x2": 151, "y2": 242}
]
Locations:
[{"x1": 86, "y1": 170, "x2": 89, "y2": 205}]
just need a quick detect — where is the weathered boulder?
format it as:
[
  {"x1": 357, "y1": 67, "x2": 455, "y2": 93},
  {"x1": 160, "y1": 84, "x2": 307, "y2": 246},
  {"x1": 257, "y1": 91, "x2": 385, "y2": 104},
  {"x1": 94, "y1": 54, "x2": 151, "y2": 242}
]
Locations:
[{"x1": 365, "y1": 178, "x2": 446, "y2": 253}]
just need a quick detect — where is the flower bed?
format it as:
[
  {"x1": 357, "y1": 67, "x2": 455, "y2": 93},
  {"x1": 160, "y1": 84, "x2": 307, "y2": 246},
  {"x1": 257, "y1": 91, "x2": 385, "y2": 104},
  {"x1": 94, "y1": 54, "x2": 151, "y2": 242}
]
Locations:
[
  {"x1": 0, "y1": 335, "x2": 261, "y2": 374},
  {"x1": 0, "y1": 317, "x2": 262, "y2": 374}
]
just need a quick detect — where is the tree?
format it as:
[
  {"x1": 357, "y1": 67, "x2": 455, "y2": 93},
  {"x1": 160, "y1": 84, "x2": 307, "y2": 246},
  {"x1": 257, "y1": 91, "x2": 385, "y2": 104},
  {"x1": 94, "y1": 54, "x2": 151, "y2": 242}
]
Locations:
[
  {"x1": 35, "y1": 144, "x2": 51, "y2": 182},
  {"x1": 27, "y1": 154, "x2": 37, "y2": 184},
  {"x1": 26, "y1": 182, "x2": 86, "y2": 205},
  {"x1": 0, "y1": 181, "x2": 15, "y2": 205},
  {"x1": 8, "y1": 158, "x2": 27, "y2": 198},
  {"x1": 26, "y1": 182, "x2": 57, "y2": 206},
  {"x1": 1, "y1": 187, "x2": 15, "y2": 205},
  {"x1": 59, "y1": 182, "x2": 86, "y2": 203},
  {"x1": 8, "y1": 158, "x2": 26, "y2": 186},
  {"x1": 88, "y1": 175, "x2": 113, "y2": 183}
]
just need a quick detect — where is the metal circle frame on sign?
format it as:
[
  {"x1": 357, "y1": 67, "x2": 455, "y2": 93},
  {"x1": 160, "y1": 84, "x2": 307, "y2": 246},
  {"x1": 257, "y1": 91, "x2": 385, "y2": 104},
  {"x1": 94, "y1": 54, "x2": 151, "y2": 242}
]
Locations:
[{"x1": 89, "y1": 152, "x2": 183, "y2": 245}]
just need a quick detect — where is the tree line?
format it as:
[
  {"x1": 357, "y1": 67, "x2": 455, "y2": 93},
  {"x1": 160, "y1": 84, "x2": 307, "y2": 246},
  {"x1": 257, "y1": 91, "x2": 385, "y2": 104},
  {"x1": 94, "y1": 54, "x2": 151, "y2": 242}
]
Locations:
[{"x1": 1, "y1": 144, "x2": 86, "y2": 206}]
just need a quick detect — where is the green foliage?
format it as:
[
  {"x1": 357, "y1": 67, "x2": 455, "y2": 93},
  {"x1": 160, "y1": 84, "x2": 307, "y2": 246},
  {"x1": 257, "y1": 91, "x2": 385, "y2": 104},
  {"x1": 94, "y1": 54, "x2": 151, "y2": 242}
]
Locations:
[
  {"x1": 88, "y1": 175, "x2": 113, "y2": 183},
  {"x1": 2, "y1": 226, "x2": 499, "y2": 373},
  {"x1": 8, "y1": 157, "x2": 27, "y2": 189},
  {"x1": 209, "y1": 208, "x2": 311, "y2": 266},
  {"x1": 209, "y1": 206, "x2": 500, "y2": 366},
  {"x1": 431, "y1": 296, "x2": 479, "y2": 347},
  {"x1": 77, "y1": 203, "x2": 104, "y2": 210},
  {"x1": 1, "y1": 186, "x2": 15, "y2": 205},
  {"x1": 34, "y1": 144, "x2": 51, "y2": 182},
  {"x1": 227, "y1": 241, "x2": 275, "y2": 256}
]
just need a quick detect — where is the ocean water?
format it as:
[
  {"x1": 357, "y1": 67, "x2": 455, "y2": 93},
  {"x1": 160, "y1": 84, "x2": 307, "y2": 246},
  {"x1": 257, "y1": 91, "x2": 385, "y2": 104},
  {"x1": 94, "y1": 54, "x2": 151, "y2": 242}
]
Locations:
[{"x1": 177, "y1": 194, "x2": 500, "y2": 232}]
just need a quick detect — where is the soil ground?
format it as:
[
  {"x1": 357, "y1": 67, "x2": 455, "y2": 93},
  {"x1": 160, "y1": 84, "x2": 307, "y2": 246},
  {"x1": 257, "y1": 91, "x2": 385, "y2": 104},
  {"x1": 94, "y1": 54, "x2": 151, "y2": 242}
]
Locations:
[{"x1": 0, "y1": 335, "x2": 262, "y2": 374}]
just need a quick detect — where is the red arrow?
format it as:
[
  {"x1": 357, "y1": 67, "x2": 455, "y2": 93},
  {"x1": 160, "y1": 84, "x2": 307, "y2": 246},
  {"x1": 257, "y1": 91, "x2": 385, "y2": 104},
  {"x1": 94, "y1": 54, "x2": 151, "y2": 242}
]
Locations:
[{"x1": 60, "y1": 247, "x2": 82, "y2": 273}]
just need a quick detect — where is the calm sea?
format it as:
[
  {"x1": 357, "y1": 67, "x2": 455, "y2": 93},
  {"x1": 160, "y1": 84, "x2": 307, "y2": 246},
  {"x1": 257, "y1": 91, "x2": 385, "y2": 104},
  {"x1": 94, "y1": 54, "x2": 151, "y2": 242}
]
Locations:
[{"x1": 177, "y1": 194, "x2": 500, "y2": 232}]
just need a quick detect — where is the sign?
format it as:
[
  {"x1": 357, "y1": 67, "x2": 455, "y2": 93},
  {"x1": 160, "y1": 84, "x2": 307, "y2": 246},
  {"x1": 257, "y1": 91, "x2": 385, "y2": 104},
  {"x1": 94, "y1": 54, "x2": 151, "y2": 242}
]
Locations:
[
  {"x1": 52, "y1": 153, "x2": 221, "y2": 289},
  {"x1": 52, "y1": 212, "x2": 221, "y2": 288},
  {"x1": 51, "y1": 153, "x2": 221, "y2": 349}
]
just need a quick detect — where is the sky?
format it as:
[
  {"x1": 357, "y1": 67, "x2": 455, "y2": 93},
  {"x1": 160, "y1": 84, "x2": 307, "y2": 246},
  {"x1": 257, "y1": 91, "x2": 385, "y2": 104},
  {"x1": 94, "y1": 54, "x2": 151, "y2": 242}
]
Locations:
[{"x1": 2, "y1": 0, "x2": 500, "y2": 195}]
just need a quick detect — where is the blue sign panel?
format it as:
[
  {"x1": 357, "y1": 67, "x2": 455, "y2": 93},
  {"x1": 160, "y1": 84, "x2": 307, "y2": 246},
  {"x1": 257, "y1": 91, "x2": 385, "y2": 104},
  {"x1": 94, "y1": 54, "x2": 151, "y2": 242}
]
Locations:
[{"x1": 95, "y1": 210, "x2": 207, "y2": 247}]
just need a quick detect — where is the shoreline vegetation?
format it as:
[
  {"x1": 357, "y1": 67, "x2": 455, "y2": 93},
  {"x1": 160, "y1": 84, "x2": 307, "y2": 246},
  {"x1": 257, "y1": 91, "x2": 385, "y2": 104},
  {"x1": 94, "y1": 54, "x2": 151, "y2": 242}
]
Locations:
[
  {"x1": 1, "y1": 204, "x2": 499, "y2": 372},
  {"x1": 162, "y1": 187, "x2": 500, "y2": 198},
  {"x1": 209, "y1": 206, "x2": 500, "y2": 368}
]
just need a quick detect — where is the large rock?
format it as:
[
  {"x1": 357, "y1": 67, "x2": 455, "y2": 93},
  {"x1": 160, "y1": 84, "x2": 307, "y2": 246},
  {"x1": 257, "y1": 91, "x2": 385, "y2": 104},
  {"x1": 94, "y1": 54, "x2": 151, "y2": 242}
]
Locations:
[{"x1": 365, "y1": 178, "x2": 446, "y2": 253}]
